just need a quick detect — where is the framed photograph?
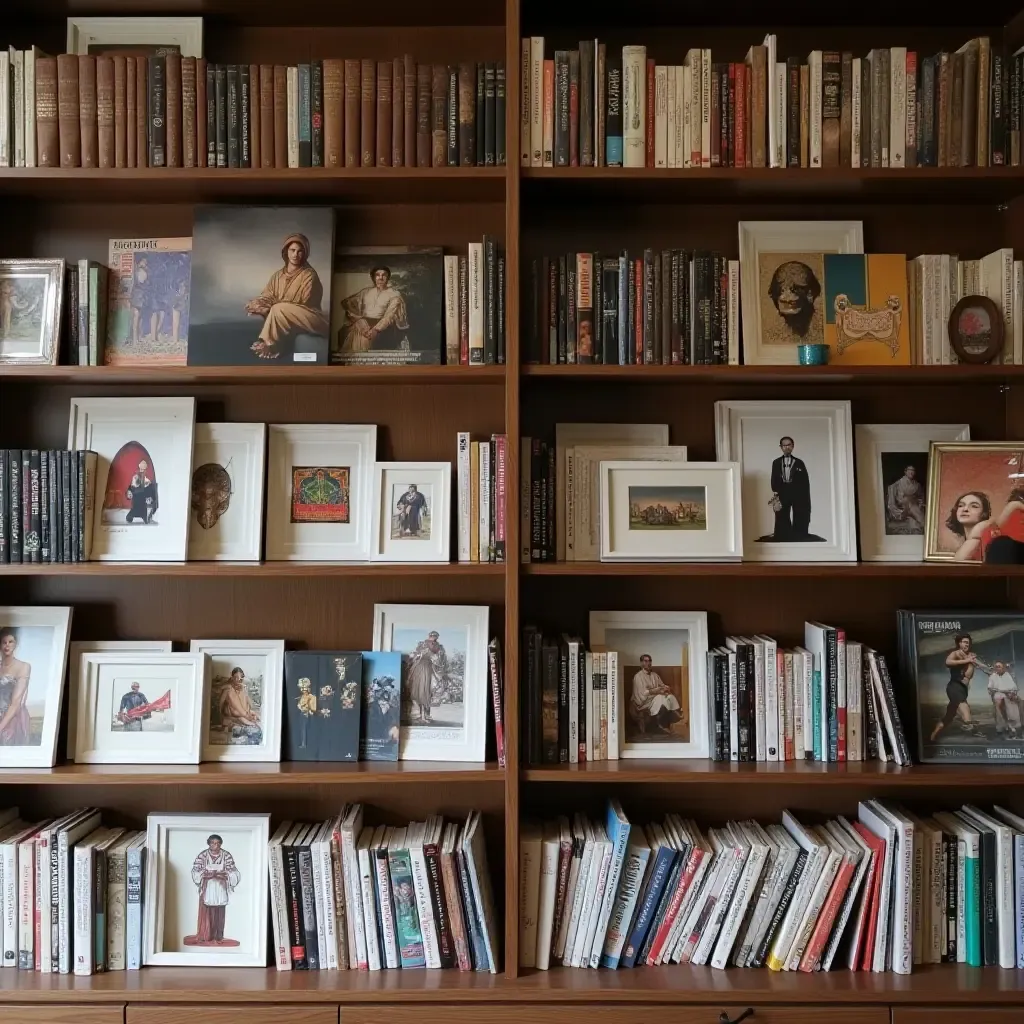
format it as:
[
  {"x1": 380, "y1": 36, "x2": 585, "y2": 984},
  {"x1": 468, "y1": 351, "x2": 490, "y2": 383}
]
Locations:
[
  {"x1": 282, "y1": 651, "x2": 362, "y2": 761},
  {"x1": 373, "y1": 604, "x2": 489, "y2": 762},
  {"x1": 371, "y1": 461, "x2": 451, "y2": 562},
  {"x1": 144, "y1": 812, "x2": 269, "y2": 967},
  {"x1": 589, "y1": 611, "x2": 709, "y2": 759},
  {"x1": 715, "y1": 400, "x2": 857, "y2": 562},
  {"x1": 188, "y1": 422, "x2": 266, "y2": 562},
  {"x1": 67, "y1": 17, "x2": 204, "y2": 56},
  {"x1": 265, "y1": 424, "x2": 376, "y2": 561},
  {"x1": 599, "y1": 461, "x2": 742, "y2": 561},
  {"x1": 855, "y1": 423, "x2": 971, "y2": 562},
  {"x1": 330, "y1": 247, "x2": 443, "y2": 365},
  {"x1": 191, "y1": 640, "x2": 284, "y2": 763},
  {"x1": 74, "y1": 652, "x2": 207, "y2": 765},
  {"x1": 737, "y1": 220, "x2": 863, "y2": 365},
  {"x1": 0, "y1": 258, "x2": 65, "y2": 366},
  {"x1": 949, "y1": 294, "x2": 1004, "y2": 364},
  {"x1": 67, "y1": 640, "x2": 173, "y2": 761},
  {"x1": 0, "y1": 607, "x2": 72, "y2": 767},
  {"x1": 188, "y1": 206, "x2": 335, "y2": 365},
  {"x1": 924, "y1": 441, "x2": 1024, "y2": 563},
  {"x1": 905, "y1": 612, "x2": 1024, "y2": 763},
  {"x1": 69, "y1": 396, "x2": 196, "y2": 562}
]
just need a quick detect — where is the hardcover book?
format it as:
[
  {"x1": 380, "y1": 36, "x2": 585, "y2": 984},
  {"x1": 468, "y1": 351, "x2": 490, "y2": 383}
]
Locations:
[
  {"x1": 359, "y1": 650, "x2": 401, "y2": 761},
  {"x1": 283, "y1": 651, "x2": 363, "y2": 761}
]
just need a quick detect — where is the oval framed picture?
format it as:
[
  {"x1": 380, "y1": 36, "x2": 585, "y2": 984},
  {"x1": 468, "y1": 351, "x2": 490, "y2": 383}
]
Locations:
[{"x1": 948, "y1": 294, "x2": 1004, "y2": 364}]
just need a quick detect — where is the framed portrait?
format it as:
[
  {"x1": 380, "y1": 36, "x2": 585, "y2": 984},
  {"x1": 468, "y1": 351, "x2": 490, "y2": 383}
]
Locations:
[
  {"x1": 855, "y1": 423, "x2": 971, "y2": 562},
  {"x1": 0, "y1": 258, "x2": 65, "y2": 366},
  {"x1": 265, "y1": 424, "x2": 376, "y2": 561},
  {"x1": 190, "y1": 640, "x2": 284, "y2": 763},
  {"x1": 329, "y1": 246, "x2": 443, "y2": 365},
  {"x1": 372, "y1": 604, "x2": 489, "y2": 762},
  {"x1": 67, "y1": 639, "x2": 173, "y2": 761},
  {"x1": 188, "y1": 423, "x2": 266, "y2": 562},
  {"x1": 737, "y1": 220, "x2": 864, "y2": 365},
  {"x1": 371, "y1": 461, "x2": 451, "y2": 562},
  {"x1": 599, "y1": 460, "x2": 742, "y2": 561},
  {"x1": 924, "y1": 441, "x2": 1024, "y2": 563},
  {"x1": 589, "y1": 610, "x2": 709, "y2": 759},
  {"x1": 188, "y1": 206, "x2": 335, "y2": 365},
  {"x1": 69, "y1": 396, "x2": 196, "y2": 562},
  {"x1": 74, "y1": 652, "x2": 207, "y2": 765},
  {"x1": 67, "y1": 17, "x2": 204, "y2": 57},
  {"x1": 949, "y1": 295, "x2": 1004, "y2": 364},
  {"x1": 144, "y1": 812, "x2": 269, "y2": 968},
  {"x1": 0, "y1": 607, "x2": 72, "y2": 768},
  {"x1": 715, "y1": 399, "x2": 857, "y2": 562}
]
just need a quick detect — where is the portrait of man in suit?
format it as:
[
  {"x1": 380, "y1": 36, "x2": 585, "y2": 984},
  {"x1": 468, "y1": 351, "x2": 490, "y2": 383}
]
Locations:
[{"x1": 759, "y1": 436, "x2": 824, "y2": 543}]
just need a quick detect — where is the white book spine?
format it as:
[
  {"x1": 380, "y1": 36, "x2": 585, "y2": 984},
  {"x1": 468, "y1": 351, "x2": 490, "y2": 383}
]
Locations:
[
  {"x1": 125, "y1": 847, "x2": 144, "y2": 971},
  {"x1": 694, "y1": 848, "x2": 745, "y2": 965},
  {"x1": 809, "y1": 52, "x2": 822, "y2": 167},
  {"x1": 785, "y1": 850, "x2": 839, "y2": 970},
  {"x1": 622, "y1": 46, "x2": 646, "y2": 168},
  {"x1": 1, "y1": 843, "x2": 16, "y2": 966},
  {"x1": 601, "y1": 845, "x2": 647, "y2": 967},
  {"x1": 607, "y1": 651, "x2": 620, "y2": 760},
  {"x1": 700, "y1": 49, "x2": 711, "y2": 166},
  {"x1": 753, "y1": 643, "x2": 766, "y2": 762},
  {"x1": 712, "y1": 844, "x2": 766, "y2": 969},
  {"x1": 727, "y1": 260, "x2": 740, "y2": 365},
  {"x1": 468, "y1": 242, "x2": 484, "y2": 363},
  {"x1": 674, "y1": 65, "x2": 684, "y2": 168},
  {"x1": 342, "y1": 828, "x2": 367, "y2": 969},
  {"x1": 891, "y1": 818, "x2": 914, "y2": 974},
  {"x1": 654, "y1": 65, "x2": 668, "y2": 167},
  {"x1": 0, "y1": 52, "x2": 9, "y2": 167},
  {"x1": 529, "y1": 37, "x2": 544, "y2": 166},
  {"x1": 743, "y1": 846, "x2": 796, "y2": 967},
  {"x1": 682, "y1": 61, "x2": 692, "y2": 167},
  {"x1": 666, "y1": 66, "x2": 677, "y2": 167},
  {"x1": 520, "y1": 38, "x2": 531, "y2": 166},
  {"x1": 762, "y1": 639, "x2": 779, "y2": 761},
  {"x1": 356, "y1": 845, "x2": 381, "y2": 971},
  {"x1": 310, "y1": 837, "x2": 330, "y2": 970},
  {"x1": 568, "y1": 643, "x2": 579, "y2": 764},
  {"x1": 670, "y1": 849, "x2": 714, "y2": 963},
  {"x1": 563, "y1": 840, "x2": 595, "y2": 963},
  {"x1": 57, "y1": 832, "x2": 71, "y2": 974},
  {"x1": 769, "y1": 841, "x2": 824, "y2": 969},
  {"x1": 72, "y1": 846, "x2": 91, "y2": 975},
  {"x1": 579, "y1": 840, "x2": 612, "y2": 966},
  {"x1": 457, "y1": 432, "x2": 471, "y2": 563},
  {"x1": 374, "y1": 851, "x2": 399, "y2": 969},
  {"x1": 286, "y1": 66, "x2": 299, "y2": 167},
  {"x1": 851, "y1": 58, "x2": 862, "y2": 168},
  {"x1": 18, "y1": 841, "x2": 34, "y2": 970},
  {"x1": 535, "y1": 837, "x2": 559, "y2": 970},
  {"x1": 269, "y1": 842, "x2": 291, "y2": 970},
  {"x1": 408, "y1": 843, "x2": 441, "y2": 968},
  {"x1": 590, "y1": 827, "x2": 630, "y2": 968},
  {"x1": 478, "y1": 439, "x2": 491, "y2": 562},
  {"x1": 774, "y1": 62, "x2": 786, "y2": 168},
  {"x1": 13, "y1": 50, "x2": 24, "y2": 168},
  {"x1": 37, "y1": 835, "x2": 50, "y2": 972},
  {"x1": 889, "y1": 47, "x2": 907, "y2": 168},
  {"x1": 23, "y1": 48, "x2": 35, "y2": 168},
  {"x1": 443, "y1": 255, "x2": 459, "y2": 364}
]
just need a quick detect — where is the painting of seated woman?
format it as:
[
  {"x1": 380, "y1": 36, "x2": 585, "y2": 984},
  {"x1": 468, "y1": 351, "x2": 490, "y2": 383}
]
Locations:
[{"x1": 187, "y1": 206, "x2": 335, "y2": 365}]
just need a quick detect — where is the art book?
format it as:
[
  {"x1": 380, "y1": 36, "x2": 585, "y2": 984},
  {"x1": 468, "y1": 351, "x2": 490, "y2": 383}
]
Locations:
[
  {"x1": 104, "y1": 238, "x2": 192, "y2": 366},
  {"x1": 283, "y1": 651, "x2": 362, "y2": 761},
  {"x1": 359, "y1": 651, "x2": 401, "y2": 761}
]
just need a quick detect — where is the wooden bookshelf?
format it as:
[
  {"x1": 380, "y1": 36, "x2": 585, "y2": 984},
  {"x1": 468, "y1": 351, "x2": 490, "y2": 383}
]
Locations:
[{"x1": 3, "y1": 0, "x2": 1024, "y2": 1017}]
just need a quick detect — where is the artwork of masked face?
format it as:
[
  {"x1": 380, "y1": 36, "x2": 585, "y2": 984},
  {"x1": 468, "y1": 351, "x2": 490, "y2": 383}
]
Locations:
[
  {"x1": 768, "y1": 260, "x2": 822, "y2": 339},
  {"x1": 191, "y1": 462, "x2": 232, "y2": 530}
]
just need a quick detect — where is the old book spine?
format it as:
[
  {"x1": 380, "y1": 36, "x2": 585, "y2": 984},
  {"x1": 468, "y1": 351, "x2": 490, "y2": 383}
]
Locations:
[
  {"x1": 579, "y1": 43, "x2": 592, "y2": 167},
  {"x1": 274, "y1": 65, "x2": 287, "y2": 168},
  {"x1": 496, "y1": 61, "x2": 506, "y2": 165},
  {"x1": 344, "y1": 59, "x2": 360, "y2": 167},
  {"x1": 991, "y1": 50, "x2": 1005, "y2": 165},
  {"x1": 822, "y1": 50, "x2": 841, "y2": 167},
  {"x1": 165, "y1": 53, "x2": 180, "y2": 168},
  {"x1": 799, "y1": 63, "x2": 809, "y2": 167},
  {"x1": 126, "y1": 57, "x2": 137, "y2": 167},
  {"x1": 645, "y1": 58, "x2": 655, "y2": 167},
  {"x1": 786, "y1": 57, "x2": 800, "y2": 166},
  {"x1": 431, "y1": 63, "x2": 447, "y2": 166},
  {"x1": 249, "y1": 63, "x2": 260, "y2": 168},
  {"x1": 57, "y1": 54, "x2": 79, "y2": 168},
  {"x1": 181, "y1": 57, "x2": 197, "y2": 167},
  {"x1": 323, "y1": 59, "x2": 342, "y2": 167},
  {"x1": 240, "y1": 64, "x2": 251, "y2": 167},
  {"x1": 376, "y1": 61, "x2": 391, "y2": 166},
  {"x1": 976, "y1": 38, "x2": 990, "y2": 167},
  {"x1": 310, "y1": 60, "x2": 322, "y2": 166},
  {"x1": 380, "y1": 56, "x2": 398, "y2": 167},
  {"x1": 195, "y1": 58, "x2": 206, "y2": 166},
  {"x1": 360, "y1": 58, "x2": 375, "y2": 166},
  {"x1": 404, "y1": 54, "x2": 416, "y2": 166},
  {"x1": 937, "y1": 52, "x2": 950, "y2": 167},
  {"x1": 416, "y1": 63, "x2": 431, "y2": 166},
  {"x1": 905, "y1": 51, "x2": 917, "y2": 168},
  {"x1": 112, "y1": 55, "x2": 128, "y2": 168},
  {"x1": 860, "y1": 53, "x2": 871, "y2": 168},
  {"x1": 96, "y1": 56, "x2": 115, "y2": 169},
  {"x1": 215, "y1": 64, "x2": 227, "y2": 167},
  {"x1": 476, "y1": 62, "x2": 486, "y2": 166},
  {"x1": 950, "y1": 51, "x2": 963, "y2": 168},
  {"x1": 35, "y1": 56, "x2": 58, "y2": 167},
  {"x1": 135, "y1": 56, "x2": 147, "y2": 167},
  {"x1": 149, "y1": 56, "x2": 166, "y2": 167},
  {"x1": 206, "y1": 63, "x2": 217, "y2": 167},
  {"x1": 260, "y1": 64, "x2": 275, "y2": 167},
  {"x1": 840, "y1": 51, "x2": 852, "y2": 166},
  {"x1": 458, "y1": 62, "x2": 475, "y2": 165},
  {"x1": 227, "y1": 65, "x2": 239, "y2": 167},
  {"x1": 447, "y1": 65, "x2": 458, "y2": 165}
]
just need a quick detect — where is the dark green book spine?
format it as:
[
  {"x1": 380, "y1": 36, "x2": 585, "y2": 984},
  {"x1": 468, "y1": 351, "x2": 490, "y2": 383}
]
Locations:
[
  {"x1": 148, "y1": 56, "x2": 166, "y2": 167},
  {"x1": 239, "y1": 64, "x2": 251, "y2": 167},
  {"x1": 311, "y1": 60, "x2": 324, "y2": 166},
  {"x1": 227, "y1": 65, "x2": 240, "y2": 167}
]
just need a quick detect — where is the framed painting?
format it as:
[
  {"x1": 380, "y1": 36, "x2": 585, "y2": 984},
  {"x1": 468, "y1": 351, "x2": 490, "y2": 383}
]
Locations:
[
  {"x1": 0, "y1": 258, "x2": 65, "y2": 366},
  {"x1": 370, "y1": 461, "x2": 451, "y2": 562}
]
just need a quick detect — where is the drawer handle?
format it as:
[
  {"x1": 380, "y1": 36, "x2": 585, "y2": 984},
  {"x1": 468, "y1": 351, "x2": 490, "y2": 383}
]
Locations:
[{"x1": 719, "y1": 1011, "x2": 754, "y2": 1024}]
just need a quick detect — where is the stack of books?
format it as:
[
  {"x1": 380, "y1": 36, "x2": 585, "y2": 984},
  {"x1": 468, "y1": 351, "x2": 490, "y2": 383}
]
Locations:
[{"x1": 455, "y1": 432, "x2": 509, "y2": 564}]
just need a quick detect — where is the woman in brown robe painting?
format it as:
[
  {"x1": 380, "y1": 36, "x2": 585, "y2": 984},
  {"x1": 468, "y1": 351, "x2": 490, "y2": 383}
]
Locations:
[{"x1": 244, "y1": 233, "x2": 329, "y2": 360}]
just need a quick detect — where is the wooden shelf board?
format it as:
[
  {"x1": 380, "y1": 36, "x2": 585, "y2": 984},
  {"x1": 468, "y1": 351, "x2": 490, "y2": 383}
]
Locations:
[
  {"x1": 523, "y1": 561, "x2": 1017, "y2": 577},
  {"x1": 0, "y1": 761, "x2": 503, "y2": 786},
  {"x1": 521, "y1": 165, "x2": 1024, "y2": 202},
  {"x1": 521, "y1": 760, "x2": 1021, "y2": 785},
  {"x1": 522, "y1": 364, "x2": 1024, "y2": 383},
  {"x1": 0, "y1": 364, "x2": 505, "y2": 385},
  {"x1": 0, "y1": 167, "x2": 507, "y2": 203},
  {"x1": 0, "y1": 561, "x2": 505, "y2": 577}
]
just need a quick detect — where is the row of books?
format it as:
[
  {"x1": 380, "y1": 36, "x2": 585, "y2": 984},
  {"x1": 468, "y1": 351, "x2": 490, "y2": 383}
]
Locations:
[
  {"x1": 455, "y1": 433, "x2": 508, "y2": 564},
  {"x1": 520, "y1": 35, "x2": 1014, "y2": 170},
  {"x1": 270, "y1": 808, "x2": 498, "y2": 971},
  {"x1": 527, "y1": 250, "x2": 738, "y2": 366},
  {"x1": 2, "y1": 50, "x2": 507, "y2": 170},
  {"x1": 0, "y1": 449, "x2": 97, "y2": 564},
  {"x1": 521, "y1": 798, "x2": 1024, "y2": 973},
  {"x1": 0, "y1": 808, "x2": 145, "y2": 974}
]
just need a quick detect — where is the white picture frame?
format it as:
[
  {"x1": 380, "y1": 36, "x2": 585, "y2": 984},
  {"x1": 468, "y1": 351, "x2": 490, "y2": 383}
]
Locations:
[
  {"x1": 569, "y1": 444, "x2": 688, "y2": 562},
  {"x1": 74, "y1": 652, "x2": 207, "y2": 765},
  {"x1": 738, "y1": 220, "x2": 864, "y2": 365},
  {"x1": 67, "y1": 17, "x2": 204, "y2": 57},
  {"x1": 589, "y1": 610, "x2": 710, "y2": 759},
  {"x1": 144, "y1": 812, "x2": 269, "y2": 968},
  {"x1": 191, "y1": 639, "x2": 285, "y2": 763},
  {"x1": 600, "y1": 460, "x2": 743, "y2": 561},
  {"x1": 0, "y1": 259, "x2": 65, "y2": 366},
  {"x1": 265, "y1": 424, "x2": 376, "y2": 561},
  {"x1": 0, "y1": 607, "x2": 73, "y2": 768},
  {"x1": 715, "y1": 399, "x2": 857, "y2": 563},
  {"x1": 372, "y1": 603, "x2": 489, "y2": 762},
  {"x1": 371, "y1": 462, "x2": 451, "y2": 562},
  {"x1": 69, "y1": 397, "x2": 196, "y2": 562},
  {"x1": 188, "y1": 423, "x2": 266, "y2": 562},
  {"x1": 67, "y1": 640, "x2": 173, "y2": 761},
  {"x1": 855, "y1": 423, "x2": 971, "y2": 562}
]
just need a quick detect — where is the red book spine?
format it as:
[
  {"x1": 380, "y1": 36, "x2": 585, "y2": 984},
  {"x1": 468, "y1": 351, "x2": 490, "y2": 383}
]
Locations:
[
  {"x1": 488, "y1": 640, "x2": 505, "y2": 769},
  {"x1": 634, "y1": 258, "x2": 643, "y2": 363},
  {"x1": 800, "y1": 858, "x2": 855, "y2": 972},
  {"x1": 646, "y1": 848, "x2": 704, "y2": 965},
  {"x1": 494, "y1": 434, "x2": 506, "y2": 563},
  {"x1": 645, "y1": 58, "x2": 655, "y2": 167},
  {"x1": 854, "y1": 822, "x2": 885, "y2": 970},
  {"x1": 734, "y1": 63, "x2": 747, "y2": 168}
]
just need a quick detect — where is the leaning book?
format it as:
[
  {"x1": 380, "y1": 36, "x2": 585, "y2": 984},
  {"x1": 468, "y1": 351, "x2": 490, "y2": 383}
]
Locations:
[{"x1": 898, "y1": 611, "x2": 1024, "y2": 764}]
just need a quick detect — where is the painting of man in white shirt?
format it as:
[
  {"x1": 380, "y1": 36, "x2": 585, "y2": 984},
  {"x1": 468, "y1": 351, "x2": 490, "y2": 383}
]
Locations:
[
  {"x1": 630, "y1": 654, "x2": 683, "y2": 738},
  {"x1": 987, "y1": 661, "x2": 1021, "y2": 738},
  {"x1": 184, "y1": 834, "x2": 241, "y2": 947}
]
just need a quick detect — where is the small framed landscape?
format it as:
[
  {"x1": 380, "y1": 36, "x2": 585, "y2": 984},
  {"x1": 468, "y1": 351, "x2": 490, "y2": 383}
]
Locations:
[
  {"x1": 372, "y1": 603, "x2": 489, "y2": 762},
  {"x1": 854, "y1": 423, "x2": 971, "y2": 562},
  {"x1": 74, "y1": 652, "x2": 208, "y2": 765},
  {"x1": 371, "y1": 461, "x2": 451, "y2": 562},
  {"x1": 191, "y1": 640, "x2": 284, "y2": 763},
  {"x1": 589, "y1": 610, "x2": 710, "y2": 759},
  {"x1": 144, "y1": 812, "x2": 269, "y2": 968},
  {"x1": 599, "y1": 460, "x2": 742, "y2": 562},
  {"x1": 0, "y1": 258, "x2": 65, "y2": 366}
]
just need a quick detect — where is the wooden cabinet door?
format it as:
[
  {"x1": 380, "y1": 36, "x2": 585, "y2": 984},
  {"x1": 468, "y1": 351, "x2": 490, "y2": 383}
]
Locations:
[
  {"x1": 342, "y1": 1007, "x2": 889, "y2": 1024},
  {"x1": 0, "y1": 1010, "x2": 123, "y2": 1024},
  {"x1": 894, "y1": 1012, "x2": 1024, "y2": 1024},
  {"x1": 127, "y1": 1008, "x2": 336, "y2": 1024}
]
